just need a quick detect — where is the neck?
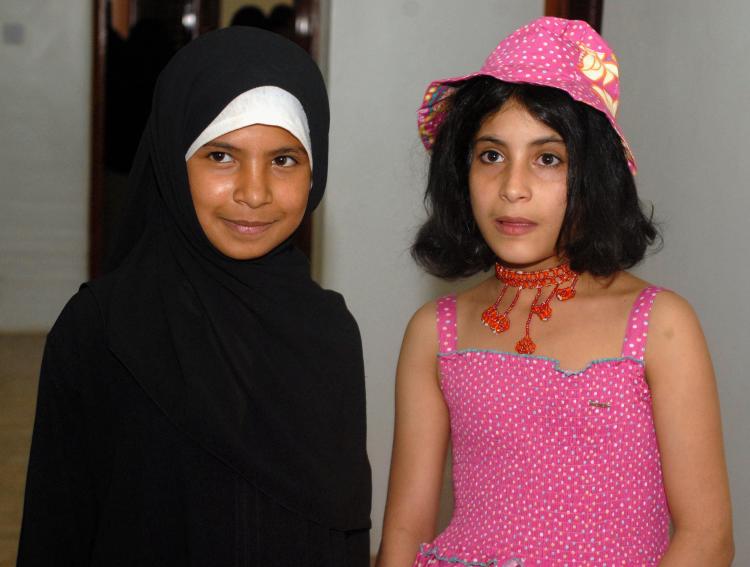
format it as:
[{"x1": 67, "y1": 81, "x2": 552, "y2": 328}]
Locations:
[{"x1": 495, "y1": 261, "x2": 577, "y2": 289}]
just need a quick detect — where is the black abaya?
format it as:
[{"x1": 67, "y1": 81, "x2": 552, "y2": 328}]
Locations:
[
  {"x1": 18, "y1": 27, "x2": 370, "y2": 566},
  {"x1": 18, "y1": 289, "x2": 369, "y2": 566}
]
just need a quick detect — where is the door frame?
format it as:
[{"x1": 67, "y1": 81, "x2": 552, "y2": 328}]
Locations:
[
  {"x1": 545, "y1": 0, "x2": 604, "y2": 31},
  {"x1": 89, "y1": 0, "x2": 107, "y2": 278}
]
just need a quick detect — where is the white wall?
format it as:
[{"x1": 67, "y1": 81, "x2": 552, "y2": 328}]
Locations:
[
  {"x1": 321, "y1": 0, "x2": 542, "y2": 552},
  {"x1": 603, "y1": 2, "x2": 750, "y2": 561},
  {"x1": 0, "y1": 0, "x2": 91, "y2": 331}
]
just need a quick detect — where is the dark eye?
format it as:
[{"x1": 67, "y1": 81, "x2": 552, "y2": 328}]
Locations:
[
  {"x1": 479, "y1": 150, "x2": 504, "y2": 164},
  {"x1": 538, "y1": 153, "x2": 562, "y2": 167},
  {"x1": 273, "y1": 155, "x2": 298, "y2": 167},
  {"x1": 208, "y1": 151, "x2": 232, "y2": 163}
]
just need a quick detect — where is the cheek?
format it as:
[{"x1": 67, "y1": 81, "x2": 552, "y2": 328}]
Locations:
[
  {"x1": 277, "y1": 173, "x2": 312, "y2": 215},
  {"x1": 188, "y1": 172, "x2": 233, "y2": 217},
  {"x1": 468, "y1": 190, "x2": 483, "y2": 222},
  {"x1": 468, "y1": 171, "x2": 491, "y2": 215},
  {"x1": 469, "y1": 187, "x2": 498, "y2": 226},
  {"x1": 550, "y1": 187, "x2": 568, "y2": 224}
]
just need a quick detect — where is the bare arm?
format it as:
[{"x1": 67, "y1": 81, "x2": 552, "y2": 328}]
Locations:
[
  {"x1": 376, "y1": 302, "x2": 451, "y2": 567},
  {"x1": 646, "y1": 292, "x2": 734, "y2": 566}
]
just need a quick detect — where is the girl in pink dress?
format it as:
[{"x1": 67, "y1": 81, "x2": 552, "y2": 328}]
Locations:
[{"x1": 376, "y1": 17, "x2": 733, "y2": 567}]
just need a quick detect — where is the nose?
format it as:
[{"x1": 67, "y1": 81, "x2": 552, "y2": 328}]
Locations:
[
  {"x1": 233, "y1": 162, "x2": 272, "y2": 208},
  {"x1": 500, "y1": 161, "x2": 532, "y2": 203}
]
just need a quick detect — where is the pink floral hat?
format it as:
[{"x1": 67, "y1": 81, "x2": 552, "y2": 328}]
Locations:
[{"x1": 417, "y1": 17, "x2": 637, "y2": 173}]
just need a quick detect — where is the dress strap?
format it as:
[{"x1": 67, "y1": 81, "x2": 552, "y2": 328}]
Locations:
[
  {"x1": 621, "y1": 286, "x2": 664, "y2": 361},
  {"x1": 436, "y1": 294, "x2": 458, "y2": 353}
]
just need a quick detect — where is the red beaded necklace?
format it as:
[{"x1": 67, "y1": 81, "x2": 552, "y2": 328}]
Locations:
[{"x1": 481, "y1": 262, "x2": 579, "y2": 354}]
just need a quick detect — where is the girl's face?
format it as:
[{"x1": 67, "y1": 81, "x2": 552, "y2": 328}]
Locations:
[
  {"x1": 469, "y1": 98, "x2": 568, "y2": 270},
  {"x1": 187, "y1": 124, "x2": 311, "y2": 260}
]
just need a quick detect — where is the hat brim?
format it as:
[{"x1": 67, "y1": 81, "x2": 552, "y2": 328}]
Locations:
[{"x1": 417, "y1": 72, "x2": 637, "y2": 175}]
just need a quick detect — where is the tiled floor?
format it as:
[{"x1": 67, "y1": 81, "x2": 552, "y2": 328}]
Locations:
[{"x1": 0, "y1": 333, "x2": 44, "y2": 567}]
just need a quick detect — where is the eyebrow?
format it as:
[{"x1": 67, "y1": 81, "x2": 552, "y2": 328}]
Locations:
[
  {"x1": 202, "y1": 141, "x2": 238, "y2": 151},
  {"x1": 272, "y1": 146, "x2": 306, "y2": 155},
  {"x1": 200, "y1": 141, "x2": 307, "y2": 156},
  {"x1": 474, "y1": 135, "x2": 565, "y2": 146}
]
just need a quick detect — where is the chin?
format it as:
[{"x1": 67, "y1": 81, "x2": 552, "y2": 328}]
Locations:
[
  {"x1": 207, "y1": 224, "x2": 287, "y2": 260},
  {"x1": 207, "y1": 238, "x2": 276, "y2": 260},
  {"x1": 493, "y1": 247, "x2": 559, "y2": 270},
  {"x1": 223, "y1": 245, "x2": 276, "y2": 260}
]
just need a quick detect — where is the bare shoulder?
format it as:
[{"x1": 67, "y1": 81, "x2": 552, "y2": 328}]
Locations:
[
  {"x1": 608, "y1": 271, "x2": 695, "y2": 319},
  {"x1": 644, "y1": 287, "x2": 710, "y2": 380},
  {"x1": 395, "y1": 298, "x2": 447, "y2": 395},
  {"x1": 649, "y1": 288, "x2": 703, "y2": 341},
  {"x1": 400, "y1": 296, "x2": 448, "y2": 369},
  {"x1": 404, "y1": 299, "x2": 439, "y2": 345},
  {"x1": 452, "y1": 274, "x2": 498, "y2": 315},
  {"x1": 588, "y1": 270, "x2": 648, "y2": 298},
  {"x1": 592, "y1": 272, "x2": 686, "y2": 315}
]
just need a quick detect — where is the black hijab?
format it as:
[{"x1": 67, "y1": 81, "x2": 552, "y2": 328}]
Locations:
[{"x1": 92, "y1": 27, "x2": 371, "y2": 530}]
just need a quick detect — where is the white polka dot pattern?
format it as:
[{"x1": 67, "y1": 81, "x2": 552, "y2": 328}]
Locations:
[{"x1": 413, "y1": 287, "x2": 669, "y2": 566}]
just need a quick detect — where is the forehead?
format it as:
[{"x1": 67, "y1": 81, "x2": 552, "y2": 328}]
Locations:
[
  {"x1": 208, "y1": 123, "x2": 305, "y2": 148},
  {"x1": 476, "y1": 98, "x2": 562, "y2": 140}
]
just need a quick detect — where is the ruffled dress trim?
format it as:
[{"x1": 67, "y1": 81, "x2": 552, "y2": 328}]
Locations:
[{"x1": 413, "y1": 544, "x2": 523, "y2": 567}]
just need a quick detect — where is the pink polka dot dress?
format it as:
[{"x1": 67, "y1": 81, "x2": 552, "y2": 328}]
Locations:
[{"x1": 413, "y1": 287, "x2": 670, "y2": 566}]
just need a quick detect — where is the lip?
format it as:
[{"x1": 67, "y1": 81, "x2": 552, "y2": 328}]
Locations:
[
  {"x1": 494, "y1": 216, "x2": 537, "y2": 236},
  {"x1": 221, "y1": 218, "x2": 275, "y2": 236}
]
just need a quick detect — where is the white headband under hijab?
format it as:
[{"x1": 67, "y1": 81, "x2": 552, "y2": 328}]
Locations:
[{"x1": 184, "y1": 85, "x2": 312, "y2": 167}]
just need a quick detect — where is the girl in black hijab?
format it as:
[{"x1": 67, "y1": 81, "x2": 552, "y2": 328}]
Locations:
[{"x1": 18, "y1": 27, "x2": 371, "y2": 566}]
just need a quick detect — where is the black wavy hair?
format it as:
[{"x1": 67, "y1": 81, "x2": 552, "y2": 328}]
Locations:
[{"x1": 412, "y1": 76, "x2": 660, "y2": 279}]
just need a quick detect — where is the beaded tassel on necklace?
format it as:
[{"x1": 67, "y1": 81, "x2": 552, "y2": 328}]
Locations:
[{"x1": 481, "y1": 262, "x2": 579, "y2": 354}]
